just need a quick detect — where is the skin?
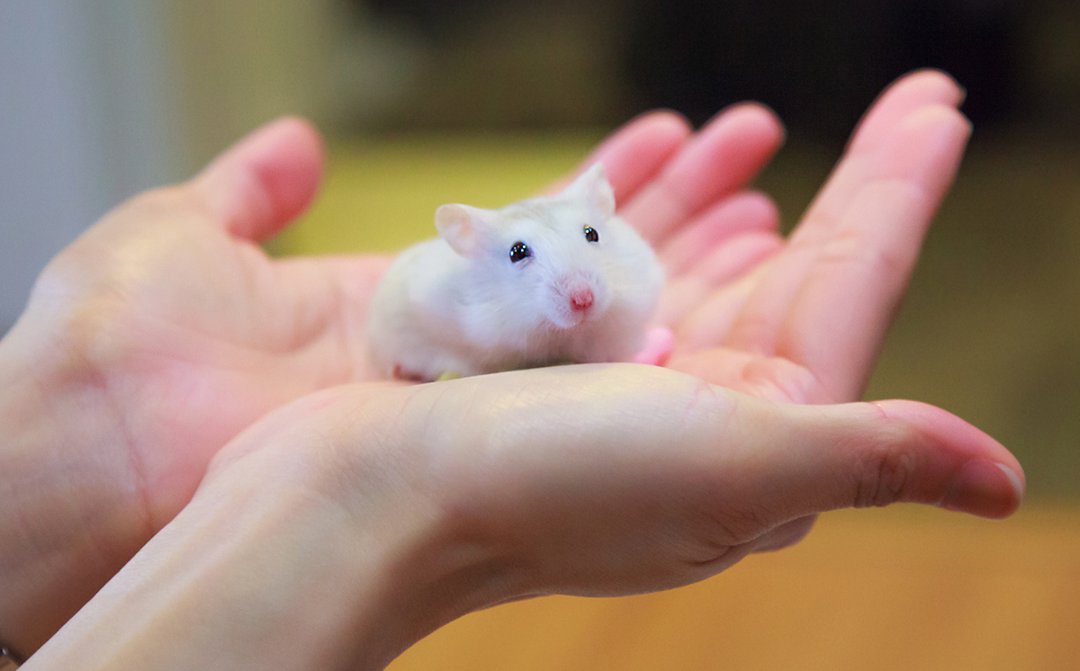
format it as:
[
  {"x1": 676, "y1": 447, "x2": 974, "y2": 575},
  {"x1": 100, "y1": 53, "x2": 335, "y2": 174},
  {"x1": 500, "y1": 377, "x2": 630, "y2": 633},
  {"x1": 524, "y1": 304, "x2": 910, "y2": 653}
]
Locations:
[
  {"x1": 26, "y1": 370, "x2": 1021, "y2": 670},
  {"x1": 0, "y1": 70, "x2": 1024, "y2": 668}
]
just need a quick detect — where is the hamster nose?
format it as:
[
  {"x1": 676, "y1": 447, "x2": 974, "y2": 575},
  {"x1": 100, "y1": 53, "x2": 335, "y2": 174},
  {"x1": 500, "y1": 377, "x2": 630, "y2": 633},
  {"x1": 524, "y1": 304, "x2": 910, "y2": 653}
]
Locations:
[{"x1": 570, "y1": 288, "x2": 594, "y2": 311}]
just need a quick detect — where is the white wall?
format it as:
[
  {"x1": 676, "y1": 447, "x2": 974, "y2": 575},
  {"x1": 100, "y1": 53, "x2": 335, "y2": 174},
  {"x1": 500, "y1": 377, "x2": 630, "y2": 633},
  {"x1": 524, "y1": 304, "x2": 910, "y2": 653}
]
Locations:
[
  {"x1": 0, "y1": 1, "x2": 180, "y2": 333},
  {"x1": 0, "y1": 1, "x2": 347, "y2": 334}
]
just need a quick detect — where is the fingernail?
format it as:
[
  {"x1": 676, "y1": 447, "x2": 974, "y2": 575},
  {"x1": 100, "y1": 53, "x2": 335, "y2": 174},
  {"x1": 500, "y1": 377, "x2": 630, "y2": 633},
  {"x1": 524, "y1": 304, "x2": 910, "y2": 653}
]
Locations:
[{"x1": 941, "y1": 460, "x2": 1024, "y2": 519}]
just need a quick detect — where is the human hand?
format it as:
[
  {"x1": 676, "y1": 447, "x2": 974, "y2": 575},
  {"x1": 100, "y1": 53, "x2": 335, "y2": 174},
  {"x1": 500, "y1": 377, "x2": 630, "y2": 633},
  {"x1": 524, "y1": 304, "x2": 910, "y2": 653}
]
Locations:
[
  {"x1": 601, "y1": 70, "x2": 973, "y2": 550},
  {"x1": 30, "y1": 366, "x2": 1023, "y2": 670},
  {"x1": 0, "y1": 70, "x2": 975, "y2": 655},
  {"x1": 0, "y1": 118, "x2": 373, "y2": 652},
  {"x1": 607, "y1": 70, "x2": 970, "y2": 404},
  {"x1": 0, "y1": 101, "x2": 747, "y2": 652}
]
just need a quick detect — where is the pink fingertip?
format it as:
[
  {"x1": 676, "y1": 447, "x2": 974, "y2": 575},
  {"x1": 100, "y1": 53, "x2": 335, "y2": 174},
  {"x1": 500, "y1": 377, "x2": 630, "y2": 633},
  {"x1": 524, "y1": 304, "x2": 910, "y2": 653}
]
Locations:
[
  {"x1": 941, "y1": 459, "x2": 1025, "y2": 519},
  {"x1": 249, "y1": 117, "x2": 326, "y2": 218},
  {"x1": 847, "y1": 70, "x2": 966, "y2": 155},
  {"x1": 655, "y1": 104, "x2": 785, "y2": 214},
  {"x1": 632, "y1": 326, "x2": 675, "y2": 366},
  {"x1": 576, "y1": 111, "x2": 691, "y2": 201},
  {"x1": 590, "y1": 110, "x2": 692, "y2": 169},
  {"x1": 995, "y1": 461, "x2": 1027, "y2": 504},
  {"x1": 871, "y1": 400, "x2": 1026, "y2": 517},
  {"x1": 197, "y1": 116, "x2": 326, "y2": 241},
  {"x1": 701, "y1": 102, "x2": 785, "y2": 144},
  {"x1": 894, "y1": 69, "x2": 966, "y2": 105}
]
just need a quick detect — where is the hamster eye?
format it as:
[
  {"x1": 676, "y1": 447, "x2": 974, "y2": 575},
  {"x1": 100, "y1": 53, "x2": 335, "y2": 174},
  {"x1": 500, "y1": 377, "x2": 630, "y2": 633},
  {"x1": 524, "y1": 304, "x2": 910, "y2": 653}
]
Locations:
[
  {"x1": 509, "y1": 241, "x2": 531, "y2": 263},
  {"x1": 583, "y1": 226, "x2": 599, "y2": 243}
]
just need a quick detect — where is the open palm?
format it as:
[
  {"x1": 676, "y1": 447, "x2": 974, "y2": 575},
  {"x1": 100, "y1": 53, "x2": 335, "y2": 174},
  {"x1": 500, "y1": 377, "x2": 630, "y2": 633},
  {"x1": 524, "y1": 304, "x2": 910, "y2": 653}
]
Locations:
[{"x1": 610, "y1": 70, "x2": 970, "y2": 405}]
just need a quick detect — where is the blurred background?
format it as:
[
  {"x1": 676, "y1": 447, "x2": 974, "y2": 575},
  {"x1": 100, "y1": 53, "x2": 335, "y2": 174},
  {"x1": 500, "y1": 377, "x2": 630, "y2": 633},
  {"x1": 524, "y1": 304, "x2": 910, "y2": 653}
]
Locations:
[{"x1": 1, "y1": 1, "x2": 1078, "y2": 668}]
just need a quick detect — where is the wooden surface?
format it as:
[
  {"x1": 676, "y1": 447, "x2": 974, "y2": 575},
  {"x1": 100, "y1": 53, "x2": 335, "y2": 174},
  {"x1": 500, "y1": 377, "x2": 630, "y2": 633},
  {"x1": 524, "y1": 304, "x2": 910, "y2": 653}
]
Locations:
[{"x1": 388, "y1": 505, "x2": 1080, "y2": 671}]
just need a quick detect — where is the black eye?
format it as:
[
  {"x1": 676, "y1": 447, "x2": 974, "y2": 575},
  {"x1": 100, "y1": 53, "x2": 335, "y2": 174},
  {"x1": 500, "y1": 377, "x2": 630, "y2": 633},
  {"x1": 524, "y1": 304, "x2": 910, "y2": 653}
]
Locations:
[
  {"x1": 509, "y1": 241, "x2": 531, "y2": 263},
  {"x1": 584, "y1": 226, "x2": 599, "y2": 243}
]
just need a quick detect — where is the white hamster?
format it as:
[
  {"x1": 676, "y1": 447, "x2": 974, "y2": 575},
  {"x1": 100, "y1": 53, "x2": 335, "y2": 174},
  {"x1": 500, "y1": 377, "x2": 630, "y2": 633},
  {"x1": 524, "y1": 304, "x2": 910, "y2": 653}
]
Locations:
[{"x1": 367, "y1": 164, "x2": 664, "y2": 381}]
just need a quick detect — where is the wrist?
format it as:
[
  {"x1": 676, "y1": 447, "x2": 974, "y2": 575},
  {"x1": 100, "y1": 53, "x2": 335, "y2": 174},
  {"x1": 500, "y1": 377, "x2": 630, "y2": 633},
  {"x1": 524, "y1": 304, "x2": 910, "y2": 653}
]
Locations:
[
  {"x1": 28, "y1": 387, "x2": 510, "y2": 670},
  {"x1": 0, "y1": 320, "x2": 148, "y2": 656}
]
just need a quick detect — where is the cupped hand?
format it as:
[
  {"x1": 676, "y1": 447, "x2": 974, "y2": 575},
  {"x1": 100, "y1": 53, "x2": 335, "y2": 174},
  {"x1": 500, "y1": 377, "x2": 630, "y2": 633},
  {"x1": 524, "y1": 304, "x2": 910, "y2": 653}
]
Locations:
[
  {"x1": 14, "y1": 119, "x2": 375, "y2": 526},
  {"x1": 595, "y1": 70, "x2": 974, "y2": 552},
  {"x1": 9, "y1": 98, "x2": 755, "y2": 530},
  {"x1": 379, "y1": 366, "x2": 1023, "y2": 598},
  {"x1": 605, "y1": 70, "x2": 970, "y2": 405},
  {"x1": 0, "y1": 98, "x2": 767, "y2": 651},
  {"x1": 31, "y1": 365, "x2": 1023, "y2": 670}
]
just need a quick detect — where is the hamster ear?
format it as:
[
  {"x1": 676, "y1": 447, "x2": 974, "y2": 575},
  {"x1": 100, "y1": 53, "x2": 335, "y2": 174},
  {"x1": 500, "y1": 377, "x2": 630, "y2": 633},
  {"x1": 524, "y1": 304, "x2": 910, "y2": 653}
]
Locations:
[
  {"x1": 565, "y1": 163, "x2": 616, "y2": 218},
  {"x1": 435, "y1": 204, "x2": 495, "y2": 258}
]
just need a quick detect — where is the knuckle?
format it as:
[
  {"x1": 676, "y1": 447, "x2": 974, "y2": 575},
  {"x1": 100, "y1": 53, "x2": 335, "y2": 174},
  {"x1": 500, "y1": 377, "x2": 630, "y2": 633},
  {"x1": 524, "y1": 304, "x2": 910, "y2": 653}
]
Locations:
[
  {"x1": 817, "y1": 225, "x2": 910, "y2": 279},
  {"x1": 854, "y1": 442, "x2": 917, "y2": 508}
]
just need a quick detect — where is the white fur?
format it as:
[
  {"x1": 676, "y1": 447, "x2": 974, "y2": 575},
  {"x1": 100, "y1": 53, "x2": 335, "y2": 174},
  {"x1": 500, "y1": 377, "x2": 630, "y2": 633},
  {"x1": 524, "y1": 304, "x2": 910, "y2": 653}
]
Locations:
[{"x1": 367, "y1": 165, "x2": 664, "y2": 381}]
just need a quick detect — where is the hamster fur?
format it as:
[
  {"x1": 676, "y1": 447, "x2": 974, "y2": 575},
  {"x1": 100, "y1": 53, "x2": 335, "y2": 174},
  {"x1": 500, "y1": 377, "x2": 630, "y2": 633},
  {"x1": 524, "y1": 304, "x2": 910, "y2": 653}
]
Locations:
[{"x1": 367, "y1": 164, "x2": 664, "y2": 381}]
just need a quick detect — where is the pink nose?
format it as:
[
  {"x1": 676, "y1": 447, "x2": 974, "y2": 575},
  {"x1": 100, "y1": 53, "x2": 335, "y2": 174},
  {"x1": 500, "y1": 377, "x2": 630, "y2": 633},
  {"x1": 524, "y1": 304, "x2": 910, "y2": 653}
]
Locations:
[{"x1": 570, "y1": 289, "x2": 594, "y2": 311}]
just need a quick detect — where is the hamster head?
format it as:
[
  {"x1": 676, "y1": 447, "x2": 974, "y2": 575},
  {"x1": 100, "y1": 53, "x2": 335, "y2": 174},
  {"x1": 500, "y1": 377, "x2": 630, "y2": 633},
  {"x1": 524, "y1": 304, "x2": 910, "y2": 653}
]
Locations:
[{"x1": 434, "y1": 164, "x2": 663, "y2": 347}]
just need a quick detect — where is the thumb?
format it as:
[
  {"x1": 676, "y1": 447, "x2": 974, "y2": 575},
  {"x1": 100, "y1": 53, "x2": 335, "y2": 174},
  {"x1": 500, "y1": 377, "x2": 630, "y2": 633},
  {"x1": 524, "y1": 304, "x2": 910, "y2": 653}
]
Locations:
[
  {"x1": 190, "y1": 116, "x2": 325, "y2": 241},
  {"x1": 729, "y1": 398, "x2": 1025, "y2": 523}
]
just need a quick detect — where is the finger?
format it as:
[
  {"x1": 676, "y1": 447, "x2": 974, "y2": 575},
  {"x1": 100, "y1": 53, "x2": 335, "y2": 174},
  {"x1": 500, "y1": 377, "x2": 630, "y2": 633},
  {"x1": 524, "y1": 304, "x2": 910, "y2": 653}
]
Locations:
[
  {"x1": 547, "y1": 110, "x2": 691, "y2": 205},
  {"x1": 776, "y1": 105, "x2": 972, "y2": 400},
  {"x1": 270, "y1": 253, "x2": 397, "y2": 381},
  {"x1": 619, "y1": 104, "x2": 785, "y2": 245},
  {"x1": 665, "y1": 345, "x2": 817, "y2": 401},
  {"x1": 407, "y1": 366, "x2": 1021, "y2": 594},
  {"x1": 847, "y1": 69, "x2": 966, "y2": 156},
  {"x1": 718, "y1": 396, "x2": 1025, "y2": 537},
  {"x1": 713, "y1": 72, "x2": 964, "y2": 362},
  {"x1": 658, "y1": 191, "x2": 780, "y2": 275},
  {"x1": 791, "y1": 70, "x2": 964, "y2": 249},
  {"x1": 657, "y1": 236, "x2": 778, "y2": 330},
  {"x1": 656, "y1": 276, "x2": 713, "y2": 327},
  {"x1": 191, "y1": 117, "x2": 325, "y2": 241},
  {"x1": 721, "y1": 105, "x2": 971, "y2": 394},
  {"x1": 683, "y1": 231, "x2": 782, "y2": 287}
]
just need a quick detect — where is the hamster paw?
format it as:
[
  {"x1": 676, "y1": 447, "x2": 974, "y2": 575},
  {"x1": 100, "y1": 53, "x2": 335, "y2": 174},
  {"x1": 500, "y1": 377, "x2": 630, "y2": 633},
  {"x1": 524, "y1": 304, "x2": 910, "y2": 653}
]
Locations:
[
  {"x1": 632, "y1": 326, "x2": 674, "y2": 366},
  {"x1": 391, "y1": 364, "x2": 425, "y2": 382}
]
